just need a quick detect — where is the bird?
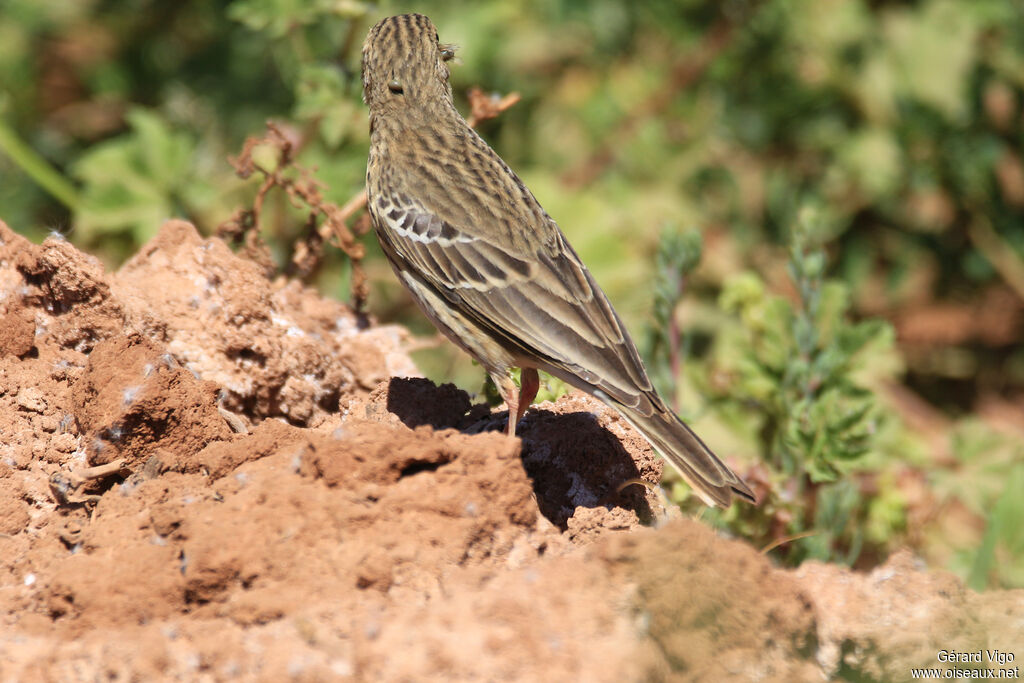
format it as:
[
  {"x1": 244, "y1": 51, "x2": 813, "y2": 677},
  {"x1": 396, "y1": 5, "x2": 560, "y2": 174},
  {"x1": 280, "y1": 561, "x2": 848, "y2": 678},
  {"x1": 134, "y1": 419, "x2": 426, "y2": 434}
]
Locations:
[{"x1": 361, "y1": 13, "x2": 755, "y2": 508}]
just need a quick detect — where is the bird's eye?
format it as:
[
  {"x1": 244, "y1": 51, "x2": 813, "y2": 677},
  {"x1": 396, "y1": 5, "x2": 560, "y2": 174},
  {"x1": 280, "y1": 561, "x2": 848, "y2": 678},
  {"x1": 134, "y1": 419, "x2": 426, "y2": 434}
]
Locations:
[
  {"x1": 388, "y1": 79, "x2": 404, "y2": 94},
  {"x1": 440, "y1": 45, "x2": 456, "y2": 62}
]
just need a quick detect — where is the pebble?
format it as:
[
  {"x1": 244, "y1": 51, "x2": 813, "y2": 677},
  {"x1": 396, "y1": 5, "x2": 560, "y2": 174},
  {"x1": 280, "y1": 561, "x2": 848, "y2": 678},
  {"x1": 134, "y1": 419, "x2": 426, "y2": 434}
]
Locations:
[
  {"x1": 49, "y1": 433, "x2": 78, "y2": 454},
  {"x1": 16, "y1": 387, "x2": 46, "y2": 413}
]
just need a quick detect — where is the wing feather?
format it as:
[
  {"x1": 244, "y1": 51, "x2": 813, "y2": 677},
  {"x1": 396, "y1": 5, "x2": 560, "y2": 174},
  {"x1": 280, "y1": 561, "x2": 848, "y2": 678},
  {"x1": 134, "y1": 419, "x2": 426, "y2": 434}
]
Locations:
[{"x1": 373, "y1": 154, "x2": 652, "y2": 404}]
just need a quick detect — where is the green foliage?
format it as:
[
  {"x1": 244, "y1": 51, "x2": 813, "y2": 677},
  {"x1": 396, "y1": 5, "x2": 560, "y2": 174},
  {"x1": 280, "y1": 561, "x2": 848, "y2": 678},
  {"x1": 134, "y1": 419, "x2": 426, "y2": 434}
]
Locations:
[
  {"x1": 933, "y1": 421, "x2": 1024, "y2": 590},
  {"x1": 0, "y1": 0, "x2": 372, "y2": 263},
  {"x1": 228, "y1": 0, "x2": 368, "y2": 37},
  {"x1": 720, "y1": 209, "x2": 891, "y2": 479},
  {"x1": 72, "y1": 108, "x2": 197, "y2": 245},
  {"x1": 644, "y1": 226, "x2": 703, "y2": 407},
  {"x1": 699, "y1": 208, "x2": 898, "y2": 564},
  {"x1": 968, "y1": 464, "x2": 1024, "y2": 590}
]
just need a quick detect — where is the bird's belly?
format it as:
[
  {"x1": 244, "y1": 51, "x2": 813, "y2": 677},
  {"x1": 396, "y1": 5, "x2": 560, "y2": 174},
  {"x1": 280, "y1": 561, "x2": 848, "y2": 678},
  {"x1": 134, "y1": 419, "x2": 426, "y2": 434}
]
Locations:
[{"x1": 393, "y1": 267, "x2": 517, "y2": 374}]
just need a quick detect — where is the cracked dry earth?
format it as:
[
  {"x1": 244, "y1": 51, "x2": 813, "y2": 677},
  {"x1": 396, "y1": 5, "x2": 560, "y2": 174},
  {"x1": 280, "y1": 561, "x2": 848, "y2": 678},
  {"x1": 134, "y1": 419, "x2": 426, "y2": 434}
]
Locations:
[{"x1": 0, "y1": 219, "x2": 1020, "y2": 682}]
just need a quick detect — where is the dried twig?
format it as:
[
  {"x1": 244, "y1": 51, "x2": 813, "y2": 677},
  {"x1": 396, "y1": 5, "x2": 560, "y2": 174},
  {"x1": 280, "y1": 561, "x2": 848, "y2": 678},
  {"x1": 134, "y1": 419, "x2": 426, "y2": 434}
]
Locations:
[
  {"x1": 967, "y1": 213, "x2": 1024, "y2": 303},
  {"x1": 760, "y1": 530, "x2": 820, "y2": 555},
  {"x1": 220, "y1": 122, "x2": 372, "y2": 311},
  {"x1": 49, "y1": 458, "x2": 128, "y2": 506},
  {"x1": 466, "y1": 88, "x2": 522, "y2": 128}
]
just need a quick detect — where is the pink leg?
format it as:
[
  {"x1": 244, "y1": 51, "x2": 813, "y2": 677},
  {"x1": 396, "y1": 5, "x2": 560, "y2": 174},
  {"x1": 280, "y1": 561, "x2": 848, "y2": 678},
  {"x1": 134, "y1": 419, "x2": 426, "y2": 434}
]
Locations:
[
  {"x1": 489, "y1": 368, "x2": 540, "y2": 437},
  {"x1": 515, "y1": 368, "x2": 539, "y2": 429}
]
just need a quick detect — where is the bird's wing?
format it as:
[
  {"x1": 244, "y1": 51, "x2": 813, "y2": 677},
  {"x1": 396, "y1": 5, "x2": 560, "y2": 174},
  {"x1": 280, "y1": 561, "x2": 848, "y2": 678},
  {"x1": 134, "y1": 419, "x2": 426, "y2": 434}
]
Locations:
[
  {"x1": 373, "y1": 129, "x2": 654, "y2": 408},
  {"x1": 371, "y1": 127, "x2": 755, "y2": 506}
]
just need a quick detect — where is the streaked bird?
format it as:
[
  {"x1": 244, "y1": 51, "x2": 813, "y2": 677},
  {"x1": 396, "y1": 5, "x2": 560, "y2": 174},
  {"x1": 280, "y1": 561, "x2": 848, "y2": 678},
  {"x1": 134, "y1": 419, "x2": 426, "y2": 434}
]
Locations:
[{"x1": 361, "y1": 13, "x2": 755, "y2": 507}]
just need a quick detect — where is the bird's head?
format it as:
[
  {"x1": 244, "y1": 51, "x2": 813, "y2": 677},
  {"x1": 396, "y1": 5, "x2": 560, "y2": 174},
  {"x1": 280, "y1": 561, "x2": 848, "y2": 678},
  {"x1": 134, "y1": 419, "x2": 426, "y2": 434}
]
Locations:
[{"x1": 362, "y1": 14, "x2": 457, "y2": 117}]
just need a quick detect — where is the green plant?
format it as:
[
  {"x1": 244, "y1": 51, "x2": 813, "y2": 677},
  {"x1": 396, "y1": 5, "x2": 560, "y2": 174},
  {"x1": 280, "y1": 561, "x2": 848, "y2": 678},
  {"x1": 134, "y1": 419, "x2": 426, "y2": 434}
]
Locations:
[
  {"x1": 931, "y1": 420, "x2": 1024, "y2": 589},
  {"x1": 968, "y1": 463, "x2": 1024, "y2": 589},
  {"x1": 695, "y1": 207, "x2": 898, "y2": 564},
  {"x1": 644, "y1": 226, "x2": 704, "y2": 412},
  {"x1": 71, "y1": 108, "x2": 201, "y2": 247}
]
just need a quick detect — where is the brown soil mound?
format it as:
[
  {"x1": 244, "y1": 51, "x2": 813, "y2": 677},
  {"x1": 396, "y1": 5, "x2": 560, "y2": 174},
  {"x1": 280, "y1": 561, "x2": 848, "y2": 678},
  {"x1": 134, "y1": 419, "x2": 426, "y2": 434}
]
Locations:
[{"x1": 1, "y1": 220, "x2": 1019, "y2": 681}]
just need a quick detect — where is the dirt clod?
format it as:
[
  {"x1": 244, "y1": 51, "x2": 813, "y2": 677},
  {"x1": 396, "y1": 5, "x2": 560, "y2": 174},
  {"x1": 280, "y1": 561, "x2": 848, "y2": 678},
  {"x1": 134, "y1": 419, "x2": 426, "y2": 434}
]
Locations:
[{"x1": 0, "y1": 218, "x2": 1018, "y2": 681}]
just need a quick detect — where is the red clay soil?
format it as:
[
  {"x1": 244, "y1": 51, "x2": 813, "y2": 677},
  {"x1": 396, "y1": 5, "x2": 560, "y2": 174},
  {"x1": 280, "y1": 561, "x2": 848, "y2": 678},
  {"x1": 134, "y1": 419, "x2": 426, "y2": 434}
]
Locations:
[{"x1": 0, "y1": 220, "x2": 1020, "y2": 681}]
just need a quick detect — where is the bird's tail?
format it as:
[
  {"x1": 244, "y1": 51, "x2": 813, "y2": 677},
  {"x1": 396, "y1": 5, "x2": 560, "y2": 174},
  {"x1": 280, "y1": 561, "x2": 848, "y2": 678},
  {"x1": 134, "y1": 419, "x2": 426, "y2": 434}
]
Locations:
[{"x1": 611, "y1": 399, "x2": 756, "y2": 508}]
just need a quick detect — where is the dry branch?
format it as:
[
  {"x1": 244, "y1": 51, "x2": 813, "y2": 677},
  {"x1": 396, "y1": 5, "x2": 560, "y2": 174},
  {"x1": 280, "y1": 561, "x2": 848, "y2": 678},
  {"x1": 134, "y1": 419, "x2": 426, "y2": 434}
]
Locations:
[{"x1": 220, "y1": 88, "x2": 520, "y2": 315}]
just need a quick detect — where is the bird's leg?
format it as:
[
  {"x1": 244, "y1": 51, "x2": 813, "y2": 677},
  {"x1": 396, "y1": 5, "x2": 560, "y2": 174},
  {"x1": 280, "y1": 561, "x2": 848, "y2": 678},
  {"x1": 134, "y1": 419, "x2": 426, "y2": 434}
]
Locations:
[
  {"x1": 489, "y1": 368, "x2": 539, "y2": 437},
  {"x1": 489, "y1": 370, "x2": 519, "y2": 436},
  {"x1": 516, "y1": 367, "x2": 539, "y2": 428}
]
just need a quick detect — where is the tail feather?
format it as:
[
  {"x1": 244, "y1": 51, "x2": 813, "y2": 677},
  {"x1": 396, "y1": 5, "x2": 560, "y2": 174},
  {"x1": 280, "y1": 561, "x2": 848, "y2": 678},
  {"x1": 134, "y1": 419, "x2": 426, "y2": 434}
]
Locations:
[{"x1": 606, "y1": 397, "x2": 756, "y2": 508}]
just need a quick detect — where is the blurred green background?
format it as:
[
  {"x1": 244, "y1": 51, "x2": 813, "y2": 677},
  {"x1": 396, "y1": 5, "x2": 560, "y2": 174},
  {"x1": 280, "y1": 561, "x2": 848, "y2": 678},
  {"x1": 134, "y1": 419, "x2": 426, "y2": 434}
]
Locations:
[{"x1": 1, "y1": 0, "x2": 1022, "y2": 586}]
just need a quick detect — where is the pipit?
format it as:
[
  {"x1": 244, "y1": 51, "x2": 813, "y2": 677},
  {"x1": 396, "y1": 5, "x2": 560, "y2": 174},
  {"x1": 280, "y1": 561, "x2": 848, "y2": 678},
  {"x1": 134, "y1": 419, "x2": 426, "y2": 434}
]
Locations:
[{"x1": 362, "y1": 13, "x2": 755, "y2": 507}]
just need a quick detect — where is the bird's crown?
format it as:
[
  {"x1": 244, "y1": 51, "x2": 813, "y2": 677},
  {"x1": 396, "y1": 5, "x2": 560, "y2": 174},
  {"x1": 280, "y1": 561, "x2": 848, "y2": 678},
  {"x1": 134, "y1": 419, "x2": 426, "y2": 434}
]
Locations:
[{"x1": 362, "y1": 14, "x2": 457, "y2": 113}]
